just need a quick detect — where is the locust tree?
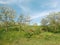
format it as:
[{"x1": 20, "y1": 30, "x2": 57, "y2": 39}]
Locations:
[
  {"x1": 41, "y1": 12, "x2": 60, "y2": 32},
  {"x1": 0, "y1": 6, "x2": 16, "y2": 31},
  {"x1": 17, "y1": 14, "x2": 31, "y2": 31}
]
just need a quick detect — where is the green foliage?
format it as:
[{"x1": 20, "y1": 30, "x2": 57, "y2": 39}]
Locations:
[
  {"x1": 24, "y1": 32, "x2": 33, "y2": 38},
  {"x1": 34, "y1": 30, "x2": 41, "y2": 35},
  {"x1": 0, "y1": 31, "x2": 26, "y2": 42}
]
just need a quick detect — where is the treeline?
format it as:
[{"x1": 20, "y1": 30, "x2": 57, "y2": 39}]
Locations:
[
  {"x1": 0, "y1": 6, "x2": 60, "y2": 33},
  {"x1": 0, "y1": 6, "x2": 31, "y2": 32}
]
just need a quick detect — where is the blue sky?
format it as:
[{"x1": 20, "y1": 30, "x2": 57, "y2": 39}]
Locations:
[{"x1": 0, "y1": 0, "x2": 60, "y2": 25}]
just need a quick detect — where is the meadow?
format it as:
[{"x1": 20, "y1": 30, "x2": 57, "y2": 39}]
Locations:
[
  {"x1": 0, "y1": 31, "x2": 60, "y2": 45},
  {"x1": 0, "y1": 6, "x2": 60, "y2": 45}
]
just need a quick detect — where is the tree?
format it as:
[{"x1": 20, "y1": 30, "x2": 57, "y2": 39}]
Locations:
[
  {"x1": 41, "y1": 18, "x2": 48, "y2": 26},
  {"x1": 0, "y1": 6, "x2": 16, "y2": 31},
  {"x1": 17, "y1": 14, "x2": 31, "y2": 31},
  {"x1": 41, "y1": 12, "x2": 60, "y2": 32}
]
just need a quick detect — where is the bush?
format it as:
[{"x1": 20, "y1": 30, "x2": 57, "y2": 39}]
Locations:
[{"x1": 24, "y1": 32, "x2": 33, "y2": 38}]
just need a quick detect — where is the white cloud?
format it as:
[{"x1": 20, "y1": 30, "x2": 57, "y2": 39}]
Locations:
[
  {"x1": 30, "y1": 10, "x2": 60, "y2": 20},
  {"x1": 51, "y1": 1, "x2": 59, "y2": 8},
  {"x1": 0, "y1": 1, "x2": 8, "y2": 4},
  {"x1": 30, "y1": 12, "x2": 49, "y2": 20},
  {"x1": 0, "y1": 0, "x2": 31, "y2": 4},
  {"x1": 41, "y1": 0, "x2": 59, "y2": 9},
  {"x1": 0, "y1": 0, "x2": 17, "y2": 4}
]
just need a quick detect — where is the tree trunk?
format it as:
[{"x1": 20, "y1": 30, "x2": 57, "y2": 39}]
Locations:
[{"x1": 5, "y1": 21, "x2": 8, "y2": 32}]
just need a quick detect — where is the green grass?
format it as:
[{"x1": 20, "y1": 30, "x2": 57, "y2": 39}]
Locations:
[{"x1": 0, "y1": 31, "x2": 60, "y2": 45}]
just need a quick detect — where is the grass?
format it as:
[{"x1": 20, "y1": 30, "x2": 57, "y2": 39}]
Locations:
[{"x1": 0, "y1": 31, "x2": 60, "y2": 45}]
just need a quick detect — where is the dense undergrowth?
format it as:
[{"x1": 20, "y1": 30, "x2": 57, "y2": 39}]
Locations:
[{"x1": 0, "y1": 29, "x2": 60, "y2": 45}]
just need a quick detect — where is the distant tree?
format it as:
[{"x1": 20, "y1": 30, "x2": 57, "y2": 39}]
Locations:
[
  {"x1": 33, "y1": 23, "x2": 38, "y2": 26},
  {"x1": 41, "y1": 18, "x2": 48, "y2": 26}
]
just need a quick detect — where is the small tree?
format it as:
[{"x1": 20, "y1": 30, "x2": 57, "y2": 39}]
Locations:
[{"x1": 17, "y1": 14, "x2": 31, "y2": 31}]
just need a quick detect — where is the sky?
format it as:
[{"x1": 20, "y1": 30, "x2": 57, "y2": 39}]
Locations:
[{"x1": 0, "y1": 0, "x2": 60, "y2": 25}]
